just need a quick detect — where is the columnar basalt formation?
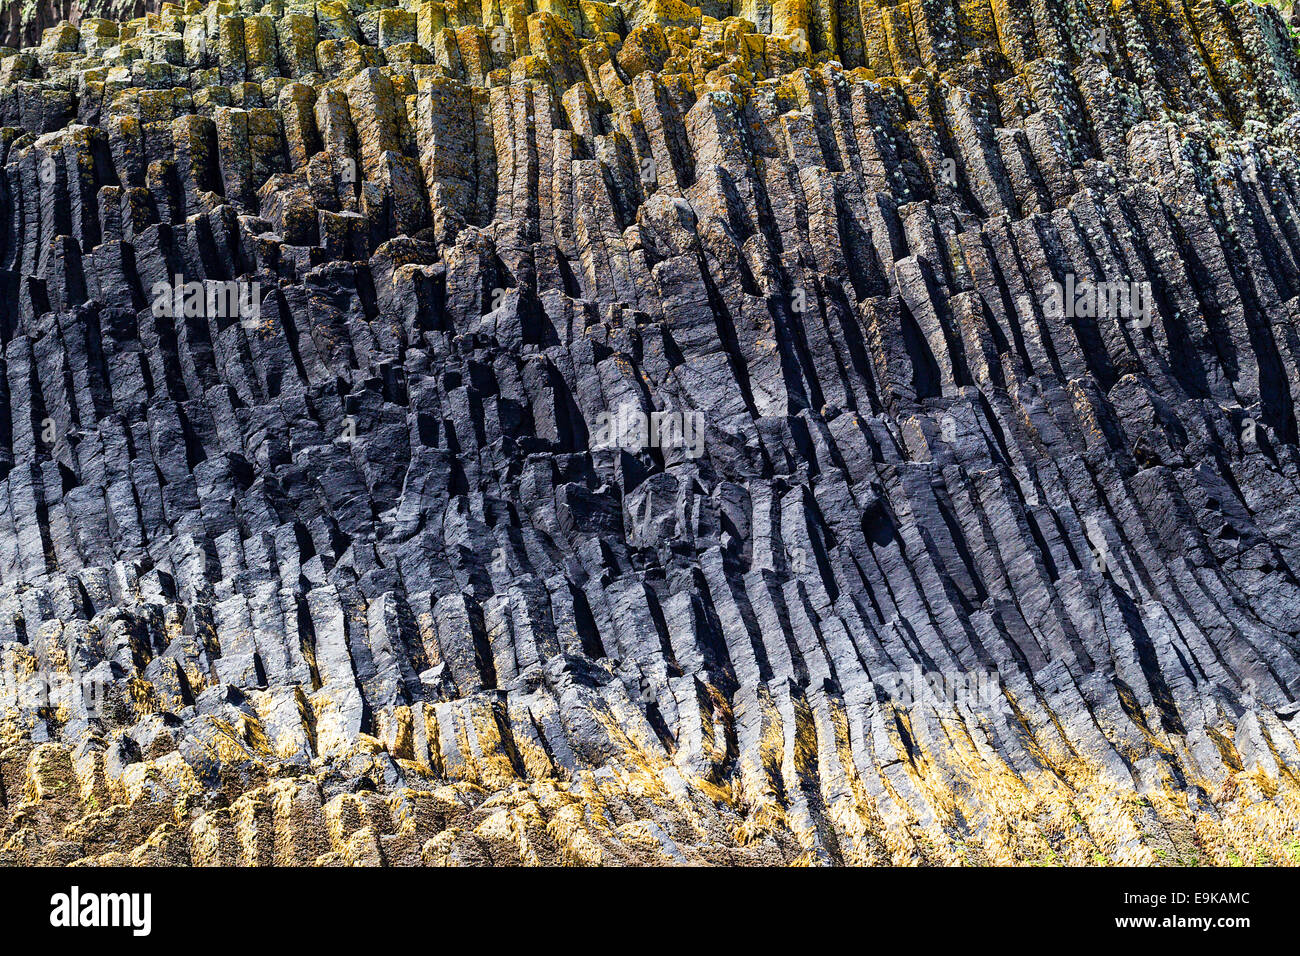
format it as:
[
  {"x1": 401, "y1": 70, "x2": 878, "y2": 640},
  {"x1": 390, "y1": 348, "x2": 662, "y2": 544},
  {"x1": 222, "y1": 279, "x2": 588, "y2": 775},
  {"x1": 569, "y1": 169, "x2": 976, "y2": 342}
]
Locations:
[
  {"x1": 1, "y1": 0, "x2": 1299, "y2": 866},
  {"x1": 1, "y1": 0, "x2": 157, "y2": 50}
]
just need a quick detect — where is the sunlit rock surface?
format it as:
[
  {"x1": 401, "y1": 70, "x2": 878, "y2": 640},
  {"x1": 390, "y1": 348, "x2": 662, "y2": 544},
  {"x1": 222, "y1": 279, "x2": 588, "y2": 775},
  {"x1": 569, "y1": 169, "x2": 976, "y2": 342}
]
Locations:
[{"x1": 1, "y1": 0, "x2": 1300, "y2": 865}]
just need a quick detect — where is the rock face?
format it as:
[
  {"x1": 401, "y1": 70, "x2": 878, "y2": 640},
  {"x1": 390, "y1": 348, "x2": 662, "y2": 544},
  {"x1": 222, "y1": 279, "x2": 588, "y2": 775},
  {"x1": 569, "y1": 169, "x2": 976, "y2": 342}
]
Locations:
[
  {"x1": 0, "y1": 0, "x2": 157, "y2": 50},
  {"x1": 1, "y1": 0, "x2": 1299, "y2": 867}
]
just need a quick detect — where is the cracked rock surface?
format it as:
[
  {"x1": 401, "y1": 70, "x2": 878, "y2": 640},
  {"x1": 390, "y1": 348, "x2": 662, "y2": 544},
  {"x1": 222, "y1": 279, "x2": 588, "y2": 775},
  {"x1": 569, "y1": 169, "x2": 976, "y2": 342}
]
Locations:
[
  {"x1": 1, "y1": 1, "x2": 156, "y2": 50},
  {"x1": 2, "y1": 0, "x2": 1300, "y2": 865}
]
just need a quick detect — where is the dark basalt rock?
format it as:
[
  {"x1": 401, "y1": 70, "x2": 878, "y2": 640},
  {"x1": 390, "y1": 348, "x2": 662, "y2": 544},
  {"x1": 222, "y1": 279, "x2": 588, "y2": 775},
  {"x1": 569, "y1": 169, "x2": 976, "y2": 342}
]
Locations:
[
  {"x1": 0, "y1": 0, "x2": 156, "y2": 50},
  {"x1": 0, "y1": 0, "x2": 1299, "y2": 866}
]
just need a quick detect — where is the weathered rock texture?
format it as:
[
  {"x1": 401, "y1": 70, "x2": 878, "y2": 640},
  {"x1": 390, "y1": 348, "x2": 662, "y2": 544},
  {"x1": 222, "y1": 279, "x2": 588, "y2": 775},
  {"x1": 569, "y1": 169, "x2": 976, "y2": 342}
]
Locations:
[
  {"x1": 1, "y1": 0, "x2": 1300, "y2": 866},
  {"x1": 1, "y1": 0, "x2": 157, "y2": 50}
]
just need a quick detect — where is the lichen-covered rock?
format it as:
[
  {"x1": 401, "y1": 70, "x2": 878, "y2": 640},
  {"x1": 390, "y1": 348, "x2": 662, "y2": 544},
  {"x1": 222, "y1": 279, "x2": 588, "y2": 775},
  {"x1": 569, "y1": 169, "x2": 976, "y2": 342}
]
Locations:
[{"x1": 1, "y1": 0, "x2": 1300, "y2": 867}]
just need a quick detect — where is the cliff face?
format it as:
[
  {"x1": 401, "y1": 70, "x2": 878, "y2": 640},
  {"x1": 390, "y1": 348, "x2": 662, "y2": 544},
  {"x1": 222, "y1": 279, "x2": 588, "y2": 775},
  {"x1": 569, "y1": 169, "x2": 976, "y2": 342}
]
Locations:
[
  {"x1": 0, "y1": 0, "x2": 155, "y2": 49},
  {"x1": 1, "y1": 0, "x2": 1299, "y2": 866}
]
